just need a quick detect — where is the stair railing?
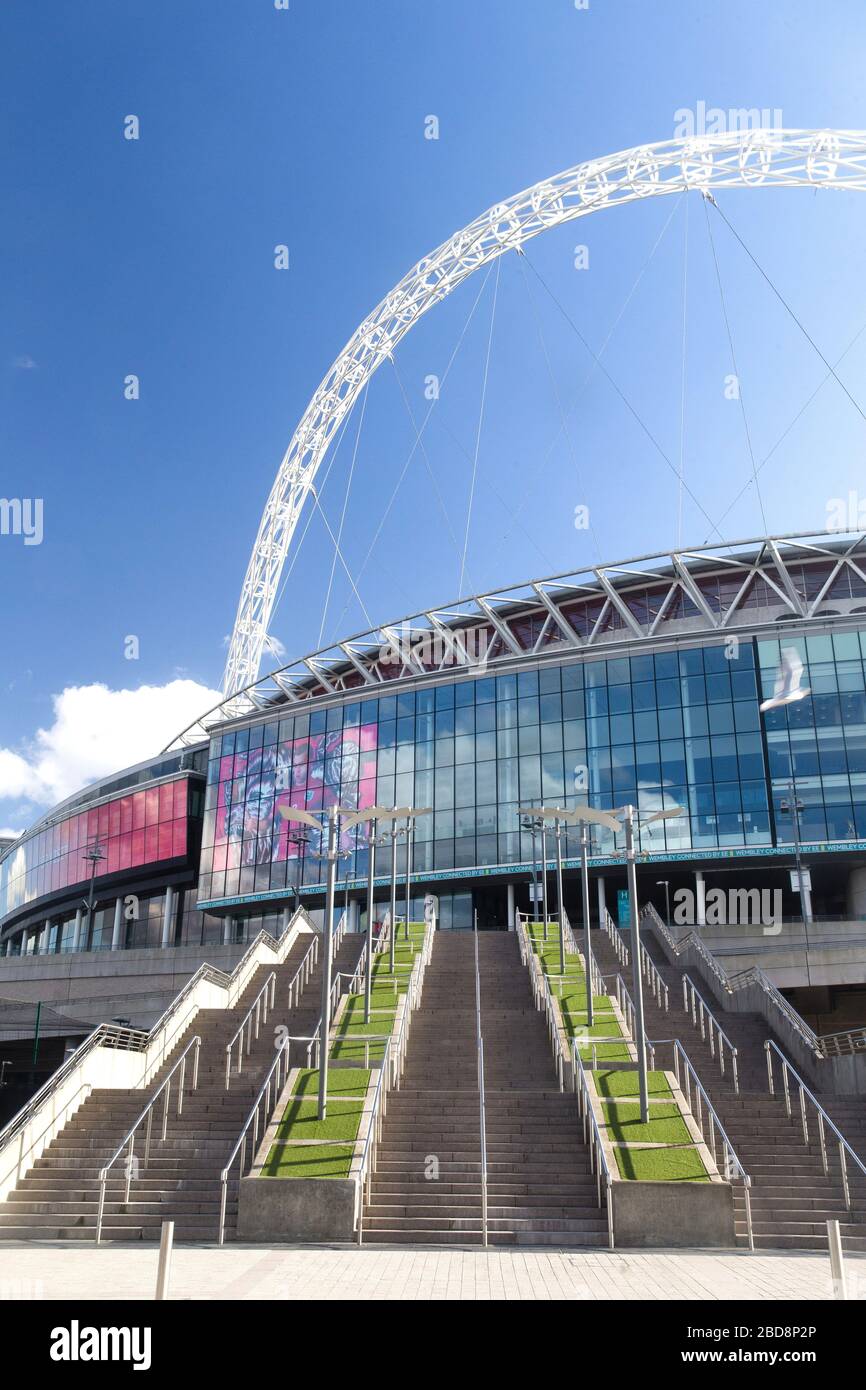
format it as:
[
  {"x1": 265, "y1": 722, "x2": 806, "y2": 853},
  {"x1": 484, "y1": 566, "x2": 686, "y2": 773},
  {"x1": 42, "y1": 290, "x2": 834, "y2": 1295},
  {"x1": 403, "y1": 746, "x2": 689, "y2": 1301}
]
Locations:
[
  {"x1": 516, "y1": 917, "x2": 567, "y2": 1089},
  {"x1": 356, "y1": 917, "x2": 435, "y2": 1244},
  {"x1": 601, "y1": 909, "x2": 629, "y2": 967},
  {"x1": 613, "y1": 973, "x2": 637, "y2": 1045},
  {"x1": 641, "y1": 903, "x2": 824, "y2": 1062},
  {"x1": 571, "y1": 1046, "x2": 614, "y2": 1249},
  {"x1": 224, "y1": 972, "x2": 277, "y2": 1091},
  {"x1": 219, "y1": 1034, "x2": 292, "y2": 1245},
  {"x1": 682, "y1": 975, "x2": 740, "y2": 1095},
  {"x1": 640, "y1": 942, "x2": 669, "y2": 1011},
  {"x1": 817, "y1": 1026, "x2": 866, "y2": 1058},
  {"x1": 473, "y1": 912, "x2": 489, "y2": 1248},
  {"x1": 95, "y1": 1034, "x2": 202, "y2": 1244},
  {"x1": 764, "y1": 1040, "x2": 866, "y2": 1212},
  {"x1": 647, "y1": 1037, "x2": 753, "y2": 1251},
  {"x1": 286, "y1": 933, "x2": 320, "y2": 1011}
]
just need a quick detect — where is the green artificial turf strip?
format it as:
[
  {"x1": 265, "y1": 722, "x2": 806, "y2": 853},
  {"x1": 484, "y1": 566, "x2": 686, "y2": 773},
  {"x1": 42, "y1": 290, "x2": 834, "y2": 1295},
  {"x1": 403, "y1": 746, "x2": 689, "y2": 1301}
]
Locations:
[
  {"x1": 263, "y1": 1142, "x2": 355, "y2": 1179},
  {"x1": 563, "y1": 1018, "x2": 624, "y2": 1039},
  {"x1": 592, "y1": 1069, "x2": 673, "y2": 1098},
  {"x1": 273, "y1": 1097, "x2": 364, "y2": 1144},
  {"x1": 575, "y1": 1042, "x2": 632, "y2": 1061},
  {"x1": 335, "y1": 1014, "x2": 396, "y2": 1037},
  {"x1": 341, "y1": 997, "x2": 399, "y2": 1019},
  {"x1": 560, "y1": 1007, "x2": 617, "y2": 1025},
  {"x1": 614, "y1": 1145, "x2": 708, "y2": 1182},
  {"x1": 293, "y1": 1067, "x2": 370, "y2": 1098},
  {"x1": 601, "y1": 1102, "x2": 692, "y2": 1145},
  {"x1": 331, "y1": 1038, "x2": 387, "y2": 1061}
]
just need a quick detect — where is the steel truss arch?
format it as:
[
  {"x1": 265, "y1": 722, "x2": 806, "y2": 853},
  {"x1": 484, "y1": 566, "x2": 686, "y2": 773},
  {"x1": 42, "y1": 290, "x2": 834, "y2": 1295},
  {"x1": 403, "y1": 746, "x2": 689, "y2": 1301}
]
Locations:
[{"x1": 224, "y1": 129, "x2": 866, "y2": 701}]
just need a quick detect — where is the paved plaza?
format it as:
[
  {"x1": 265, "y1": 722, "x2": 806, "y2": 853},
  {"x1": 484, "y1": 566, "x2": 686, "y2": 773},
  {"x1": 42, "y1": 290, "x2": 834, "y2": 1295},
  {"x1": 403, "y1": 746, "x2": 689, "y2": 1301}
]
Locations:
[{"x1": 0, "y1": 1242, "x2": 862, "y2": 1301}]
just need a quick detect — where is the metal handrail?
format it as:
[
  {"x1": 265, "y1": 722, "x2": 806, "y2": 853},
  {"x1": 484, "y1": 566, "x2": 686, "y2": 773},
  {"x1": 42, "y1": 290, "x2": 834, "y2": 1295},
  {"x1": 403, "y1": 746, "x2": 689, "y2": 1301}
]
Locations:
[
  {"x1": 225, "y1": 972, "x2": 277, "y2": 1090},
  {"x1": 642, "y1": 902, "x2": 823, "y2": 1058},
  {"x1": 0, "y1": 908, "x2": 316, "y2": 1182},
  {"x1": 818, "y1": 1025, "x2": 866, "y2": 1058},
  {"x1": 765, "y1": 1040, "x2": 866, "y2": 1211},
  {"x1": 219, "y1": 1034, "x2": 292, "y2": 1245},
  {"x1": 517, "y1": 918, "x2": 567, "y2": 1089},
  {"x1": 473, "y1": 913, "x2": 488, "y2": 1248},
  {"x1": 0, "y1": 1022, "x2": 148, "y2": 1157},
  {"x1": 356, "y1": 918, "x2": 434, "y2": 1244},
  {"x1": 571, "y1": 1045, "x2": 614, "y2": 1249},
  {"x1": 648, "y1": 1036, "x2": 753, "y2": 1251},
  {"x1": 95, "y1": 1034, "x2": 202, "y2": 1244},
  {"x1": 601, "y1": 909, "x2": 629, "y2": 967},
  {"x1": 286, "y1": 932, "x2": 319, "y2": 1010},
  {"x1": 640, "y1": 941, "x2": 670, "y2": 1011},
  {"x1": 681, "y1": 974, "x2": 740, "y2": 1095}
]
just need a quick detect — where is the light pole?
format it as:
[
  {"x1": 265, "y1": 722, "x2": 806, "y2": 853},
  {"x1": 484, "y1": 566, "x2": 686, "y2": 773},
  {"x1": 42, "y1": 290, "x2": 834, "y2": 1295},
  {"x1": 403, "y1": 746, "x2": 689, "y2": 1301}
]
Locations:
[
  {"x1": 780, "y1": 781, "x2": 812, "y2": 925},
  {"x1": 281, "y1": 804, "x2": 362, "y2": 1120},
  {"x1": 521, "y1": 815, "x2": 541, "y2": 921},
  {"x1": 656, "y1": 879, "x2": 671, "y2": 925},
  {"x1": 540, "y1": 822, "x2": 550, "y2": 939},
  {"x1": 553, "y1": 818, "x2": 566, "y2": 975},
  {"x1": 81, "y1": 838, "x2": 106, "y2": 950},
  {"x1": 618, "y1": 804, "x2": 683, "y2": 1123},
  {"x1": 404, "y1": 815, "x2": 414, "y2": 941},
  {"x1": 363, "y1": 815, "x2": 384, "y2": 1026},
  {"x1": 579, "y1": 823, "x2": 594, "y2": 1026},
  {"x1": 621, "y1": 806, "x2": 650, "y2": 1125}
]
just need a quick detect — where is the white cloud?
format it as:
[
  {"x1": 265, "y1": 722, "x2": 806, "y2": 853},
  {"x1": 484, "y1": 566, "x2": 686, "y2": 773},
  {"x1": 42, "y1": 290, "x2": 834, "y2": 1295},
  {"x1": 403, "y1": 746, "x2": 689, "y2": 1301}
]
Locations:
[
  {"x1": 0, "y1": 679, "x2": 222, "y2": 810},
  {"x1": 0, "y1": 828, "x2": 22, "y2": 840}
]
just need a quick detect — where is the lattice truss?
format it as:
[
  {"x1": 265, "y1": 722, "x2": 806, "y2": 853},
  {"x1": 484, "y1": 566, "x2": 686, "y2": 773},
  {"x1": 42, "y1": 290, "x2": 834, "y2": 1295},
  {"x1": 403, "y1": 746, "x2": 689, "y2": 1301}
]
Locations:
[
  {"x1": 222, "y1": 130, "x2": 866, "y2": 702},
  {"x1": 170, "y1": 530, "x2": 866, "y2": 747}
]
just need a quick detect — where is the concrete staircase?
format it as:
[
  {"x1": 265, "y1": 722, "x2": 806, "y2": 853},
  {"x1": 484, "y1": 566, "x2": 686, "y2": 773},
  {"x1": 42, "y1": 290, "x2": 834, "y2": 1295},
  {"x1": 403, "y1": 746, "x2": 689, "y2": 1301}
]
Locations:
[
  {"x1": 0, "y1": 930, "x2": 365, "y2": 1242},
  {"x1": 362, "y1": 931, "x2": 608, "y2": 1247},
  {"x1": 591, "y1": 923, "x2": 866, "y2": 1251}
]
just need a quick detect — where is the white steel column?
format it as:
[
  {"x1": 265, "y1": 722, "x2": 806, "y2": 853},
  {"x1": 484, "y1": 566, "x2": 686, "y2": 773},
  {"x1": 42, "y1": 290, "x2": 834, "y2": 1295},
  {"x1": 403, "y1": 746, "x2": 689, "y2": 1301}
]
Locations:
[
  {"x1": 70, "y1": 908, "x2": 83, "y2": 953},
  {"x1": 281, "y1": 906, "x2": 291, "y2": 937},
  {"x1": 111, "y1": 897, "x2": 123, "y2": 951},
  {"x1": 223, "y1": 916, "x2": 233, "y2": 945},
  {"x1": 597, "y1": 875, "x2": 606, "y2": 925},
  {"x1": 695, "y1": 870, "x2": 706, "y2": 927},
  {"x1": 507, "y1": 883, "x2": 516, "y2": 930},
  {"x1": 161, "y1": 885, "x2": 175, "y2": 948}
]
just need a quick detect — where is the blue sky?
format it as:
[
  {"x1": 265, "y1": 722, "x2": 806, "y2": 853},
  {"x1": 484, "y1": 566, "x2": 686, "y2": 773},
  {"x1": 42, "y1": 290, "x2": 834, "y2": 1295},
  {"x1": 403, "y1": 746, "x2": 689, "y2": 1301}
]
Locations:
[{"x1": 2, "y1": 0, "x2": 866, "y2": 831}]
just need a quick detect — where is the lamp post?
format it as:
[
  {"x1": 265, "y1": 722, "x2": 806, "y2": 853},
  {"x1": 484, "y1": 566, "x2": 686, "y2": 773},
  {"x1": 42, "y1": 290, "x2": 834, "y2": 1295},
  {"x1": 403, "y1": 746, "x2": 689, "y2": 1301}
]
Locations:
[
  {"x1": 81, "y1": 838, "x2": 106, "y2": 951},
  {"x1": 280, "y1": 804, "x2": 360, "y2": 1120},
  {"x1": 579, "y1": 823, "x2": 594, "y2": 1026},
  {"x1": 540, "y1": 822, "x2": 550, "y2": 939},
  {"x1": 552, "y1": 818, "x2": 566, "y2": 976},
  {"x1": 656, "y1": 879, "x2": 671, "y2": 925},
  {"x1": 404, "y1": 815, "x2": 414, "y2": 941},
  {"x1": 521, "y1": 815, "x2": 541, "y2": 921},
  {"x1": 618, "y1": 804, "x2": 683, "y2": 1123},
  {"x1": 780, "y1": 781, "x2": 812, "y2": 925}
]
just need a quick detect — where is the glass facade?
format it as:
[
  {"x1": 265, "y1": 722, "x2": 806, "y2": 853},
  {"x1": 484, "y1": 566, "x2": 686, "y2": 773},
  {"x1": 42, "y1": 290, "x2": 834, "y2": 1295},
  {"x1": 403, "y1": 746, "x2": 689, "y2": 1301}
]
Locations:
[
  {"x1": 197, "y1": 632, "x2": 866, "y2": 904},
  {"x1": 0, "y1": 777, "x2": 192, "y2": 921},
  {"x1": 760, "y1": 631, "x2": 866, "y2": 842}
]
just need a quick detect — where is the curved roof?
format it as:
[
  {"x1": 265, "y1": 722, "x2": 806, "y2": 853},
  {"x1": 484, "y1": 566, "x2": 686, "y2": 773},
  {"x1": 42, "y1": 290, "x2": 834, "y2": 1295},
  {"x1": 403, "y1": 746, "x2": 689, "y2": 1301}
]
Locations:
[{"x1": 170, "y1": 529, "x2": 866, "y2": 746}]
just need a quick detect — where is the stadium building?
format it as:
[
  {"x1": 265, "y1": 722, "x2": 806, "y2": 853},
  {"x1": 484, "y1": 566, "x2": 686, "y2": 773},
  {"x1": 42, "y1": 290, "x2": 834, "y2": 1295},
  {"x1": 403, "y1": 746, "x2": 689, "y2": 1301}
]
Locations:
[
  {"x1": 2, "y1": 132, "x2": 866, "y2": 1249},
  {"x1": 3, "y1": 532, "x2": 866, "y2": 1041}
]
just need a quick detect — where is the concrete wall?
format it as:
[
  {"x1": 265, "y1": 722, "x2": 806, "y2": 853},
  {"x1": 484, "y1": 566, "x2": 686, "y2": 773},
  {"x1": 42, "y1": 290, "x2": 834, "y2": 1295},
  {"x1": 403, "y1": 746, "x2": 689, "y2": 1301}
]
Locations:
[
  {"x1": 237, "y1": 1176, "x2": 357, "y2": 1242},
  {"x1": 610, "y1": 1179, "x2": 735, "y2": 1248},
  {"x1": 697, "y1": 918, "x2": 866, "y2": 990},
  {"x1": 0, "y1": 943, "x2": 250, "y2": 1029}
]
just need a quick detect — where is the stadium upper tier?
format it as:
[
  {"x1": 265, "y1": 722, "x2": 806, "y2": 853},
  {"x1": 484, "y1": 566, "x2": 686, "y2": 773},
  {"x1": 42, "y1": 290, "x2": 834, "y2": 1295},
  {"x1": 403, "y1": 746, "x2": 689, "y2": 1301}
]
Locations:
[{"x1": 173, "y1": 530, "x2": 866, "y2": 745}]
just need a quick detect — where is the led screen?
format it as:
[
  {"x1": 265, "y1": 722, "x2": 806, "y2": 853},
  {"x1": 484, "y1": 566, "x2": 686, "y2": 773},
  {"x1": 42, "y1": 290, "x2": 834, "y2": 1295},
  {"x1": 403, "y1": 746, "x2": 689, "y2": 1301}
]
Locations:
[{"x1": 0, "y1": 778, "x2": 189, "y2": 921}]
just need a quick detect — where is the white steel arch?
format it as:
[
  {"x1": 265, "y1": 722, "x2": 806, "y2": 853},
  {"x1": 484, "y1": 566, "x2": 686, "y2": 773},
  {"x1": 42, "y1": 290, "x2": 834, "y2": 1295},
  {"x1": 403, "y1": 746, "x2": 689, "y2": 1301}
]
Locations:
[{"x1": 224, "y1": 129, "x2": 866, "y2": 700}]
